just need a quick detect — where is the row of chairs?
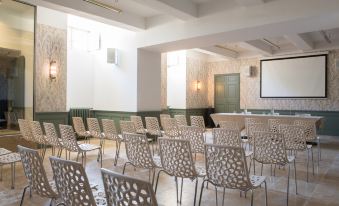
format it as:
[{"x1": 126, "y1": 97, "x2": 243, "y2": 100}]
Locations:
[
  {"x1": 18, "y1": 145, "x2": 157, "y2": 206},
  {"x1": 18, "y1": 119, "x2": 103, "y2": 167}
]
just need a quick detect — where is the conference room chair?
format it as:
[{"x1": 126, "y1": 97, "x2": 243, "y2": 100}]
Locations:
[
  {"x1": 72, "y1": 117, "x2": 91, "y2": 143},
  {"x1": 253, "y1": 131, "x2": 297, "y2": 206},
  {"x1": 155, "y1": 138, "x2": 205, "y2": 206},
  {"x1": 18, "y1": 145, "x2": 59, "y2": 206},
  {"x1": 43, "y1": 122, "x2": 64, "y2": 157},
  {"x1": 102, "y1": 168, "x2": 158, "y2": 206},
  {"x1": 199, "y1": 144, "x2": 268, "y2": 206},
  {"x1": 30, "y1": 121, "x2": 48, "y2": 159},
  {"x1": 49, "y1": 156, "x2": 106, "y2": 205},
  {"x1": 174, "y1": 114, "x2": 188, "y2": 126},
  {"x1": 131, "y1": 115, "x2": 147, "y2": 134},
  {"x1": 101, "y1": 119, "x2": 122, "y2": 166}
]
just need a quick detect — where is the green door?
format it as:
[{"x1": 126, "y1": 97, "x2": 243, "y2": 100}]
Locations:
[{"x1": 214, "y1": 74, "x2": 240, "y2": 113}]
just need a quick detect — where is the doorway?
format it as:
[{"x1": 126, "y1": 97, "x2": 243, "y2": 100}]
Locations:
[{"x1": 214, "y1": 74, "x2": 240, "y2": 113}]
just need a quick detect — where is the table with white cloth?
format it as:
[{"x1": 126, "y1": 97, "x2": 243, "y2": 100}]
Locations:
[{"x1": 210, "y1": 113, "x2": 324, "y2": 133}]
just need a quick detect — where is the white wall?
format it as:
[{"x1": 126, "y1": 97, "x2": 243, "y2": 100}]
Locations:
[
  {"x1": 167, "y1": 51, "x2": 186, "y2": 109},
  {"x1": 66, "y1": 15, "x2": 138, "y2": 112},
  {"x1": 137, "y1": 49, "x2": 161, "y2": 111}
]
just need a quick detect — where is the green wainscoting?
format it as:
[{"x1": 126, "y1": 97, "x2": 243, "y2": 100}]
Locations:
[
  {"x1": 243, "y1": 109, "x2": 339, "y2": 136},
  {"x1": 34, "y1": 112, "x2": 69, "y2": 135}
]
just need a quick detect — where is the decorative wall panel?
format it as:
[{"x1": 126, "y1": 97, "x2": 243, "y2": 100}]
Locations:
[
  {"x1": 35, "y1": 24, "x2": 67, "y2": 112},
  {"x1": 207, "y1": 50, "x2": 339, "y2": 111}
]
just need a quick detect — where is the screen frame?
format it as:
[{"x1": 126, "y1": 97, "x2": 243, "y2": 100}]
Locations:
[{"x1": 260, "y1": 54, "x2": 328, "y2": 99}]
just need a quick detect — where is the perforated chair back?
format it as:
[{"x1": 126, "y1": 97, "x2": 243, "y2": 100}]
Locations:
[
  {"x1": 205, "y1": 144, "x2": 252, "y2": 190},
  {"x1": 18, "y1": 119, "x2": 34, "y2": 142},
  {"x1": 59, "y1": 124, "x2": 79, "y2": 152},
  {"x1": 294, "y1": 120, "x2": 317, "y2": 141},
  {"x1": 253, "y1": 132, "x2": 288, "y2": 165},
  {"x1": 268, "y1": 119, "x2": 292, "y2": 133},
  {"x1": 120, "y1": 120, "x2": 137, "y2": 134},
  {"x1": 123, "y1": 133, "x2": 156, "y2": 169},
  {"x1": 102, "y1": 119, "x2": 119, "y2": 140},
  {"x1": 160, "y1": 114, "x2": 170, "y2": 129},
  {"x1": 30, "y1": 121, "x2": 46, "y2": 144},
  {"x1": 130, "y1": 116, "x2": 146, "y2": 133},
  {"x1": 162, "y1": 118, "x2": 179, "y2": 138},
  {"x1": 174, "y1": 115, "x2": 188, "y2": 126},
  {"x1": 18, "y1": 145, "x2": 58, "y2": 198},
  {"x1": 87, "y1": 118, "x2": 102, "y2": 138},
  {"x1": 219, "y1": 121, "x2": 240, "y2": 130},
  {"x1": 43, "y1": 122, "x2": 62, "y2": 147},
  {"x1": 190, "y1": 116, "x2": 205, "y2": 129},
  {"x1": 49, "y1": 156, "x2": 97, "y2": 206},
  {"x1": 101, "y1": 168, "x2": 158, "y2": 206},
  {"x1": 145, "y1": 117, "x2": 162, "y2": 136},
  {"x1": 212, "y1": 128, "x2": 241, "y2": 147},
  {"x1": 158, "y1": 138, "x2": 197, "y2": 178},
  {"x1": 279, "y1": 124, "x2": 307, "y2": 151},
  {"x1": 72, "y1": 117, "x2": 87, "y2": 136},
  {"x1": 179, "y1": 126, "x2": 205, "y2": 154},
  {"x1": 246, "y1": 123, "x2": 269, "y2": 144}
]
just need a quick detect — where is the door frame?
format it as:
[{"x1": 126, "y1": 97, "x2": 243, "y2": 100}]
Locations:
[{"x1": 214, "y1": 73, "x2": 240, "y2": 112}]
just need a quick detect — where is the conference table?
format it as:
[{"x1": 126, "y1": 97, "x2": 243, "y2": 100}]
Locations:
[{"x1": 210, "y1": 113, "x2": 324, "y2": 132}]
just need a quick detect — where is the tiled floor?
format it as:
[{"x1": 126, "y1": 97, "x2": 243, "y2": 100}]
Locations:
[{"x1": 1, "y1": 133, "x2": 339, "y2": 206}]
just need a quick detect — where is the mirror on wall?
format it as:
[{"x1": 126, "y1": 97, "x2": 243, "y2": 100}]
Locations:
[{"x1": 0, "y1": 0, "x2": 35, "y2": 134}]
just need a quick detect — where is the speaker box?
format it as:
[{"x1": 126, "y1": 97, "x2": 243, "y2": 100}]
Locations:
[
  {"x1": 244, "y1": 66, "x2": 254, "y2": 77},
  {"x1": 107, "y1": 48, "x2": 118, "y2": 64}
]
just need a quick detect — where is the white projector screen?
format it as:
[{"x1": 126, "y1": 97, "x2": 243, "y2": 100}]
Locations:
[{"x1": 260, "y1": 54, "x2": 327, "y2": 98}]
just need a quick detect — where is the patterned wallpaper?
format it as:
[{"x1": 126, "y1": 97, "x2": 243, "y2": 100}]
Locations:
[
  {"x1": 186, "y1": 51, "x2": 209, "y2": 108},
  {"x1": 207, "y1": 50, "x2": 339, "y2": 111},
  {"x1": 35, "y1": 24, "x2": 67, "y2": 112}
]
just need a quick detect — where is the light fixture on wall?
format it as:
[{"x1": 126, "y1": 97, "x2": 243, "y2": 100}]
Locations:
[
  {"x1": 196, "y1": 80, "x2": 201, "y2": 91},
  {"x1": 49, "y1": 60, "x2": 57, "y2": 80}
]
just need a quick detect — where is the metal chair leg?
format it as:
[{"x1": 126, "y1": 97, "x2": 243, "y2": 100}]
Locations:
[
  {"x1": 155, "y1": 170, "x2": 165, "y2": 193},
  {"x1": 175, "y1": 177, "x2": 179, "y2": 203},
  {"x1": 194, "y1": 178, "x2": 199, "y2": 206},
  {"x1": 122, "y1": 162, "x2": 130, "y2": 174},
  {"x1": 114, "y1": 141, "x2": 121, "y2": 166},
  {"x1": 311, "y1": 147, "x2": 315, "y2": 176},
  {"x1": 294, "y1": 159, "x2": 298, "y2": 195},
  {"x1": 198, "y1": 180, "x2": 207, "y2": 206},
  {"x1": 11, "y1": 162, "x2": 15, "y2": 189},
  {"x1": 250, "y1": 189, "x2": 254, "y2": 206},
  {"x1": 180, "y1": 178, "x2": 184, "y2": 204},
  {"x1": 215, "y1": 186, "x2": 218, "y2": 206},
  {"x1": 261, "y1": 163, "x2": 264, "y2": 176},
  {"x1": 287, "y1": 164, "x2": 291, "y2": 206},
  {"x1": 20, "y1": 185, "x2": 30, "y2": 206},
  {"x1": 222, "y1": 187, "x2": 226, "y2": 206},
  {"x1": 307, "y1": 149, "x2": 309, "y2": 182},
  {"x1": 264, "y1": 181, "x2": 268, "y2": 206}
]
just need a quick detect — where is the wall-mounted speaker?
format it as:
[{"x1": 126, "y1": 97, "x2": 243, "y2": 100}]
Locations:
[
  {"x1": 107, "y1": 48, "x2": 118, "y2": 65},
  {"x1": 243, "y1": 66, "x2": 254, "y2": 77}
]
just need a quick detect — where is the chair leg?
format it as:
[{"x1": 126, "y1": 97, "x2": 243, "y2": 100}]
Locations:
[
  {"x1": 261, "y1": 163, "x2": 264, "y2": 176},
  {"x1": 151, "y1": 168, "x2": 156, "y2": 187},
  {"x1": 175, "y1": 177, "x2": 179, "y2": 203},
  {"x1": 307, "y1": 149, "x2": 309, "y2": 182},
  {"x1": 114, "y1": 141, "x2": 121, "y2": 166},
  {"x1": 155, "y1": 170, "x2": 165, "y2": 193},
  {"x1": 76, "y1": 152, "x2": 80, "y2": 162},
  {"x1": 194, "y1": 178, "x2": 199, "y2": 206},
  {"x1": 0, "y1": 165, "x2": 2, "y2": 181},
  {"x1": 222, "y1": 187, "x2": 226, "y2": 206},
  {"x1": 180, "y1": 178, "x2": 184, "y2": 204},
  {"x1": 311, "y1": 147, "x2": 315, "y2": 176},
  {"x1": 215, "y1": 186, "x2": 218, "y2": 206},
  {"x1": 250, "y1": 189, "x2": 254, "y2": 206},
  {"x1": 287, "y1": 164, "x2": 291, "y2": 206},
  {"x1": 20, "y1": 185, "x2": 30, "y2": 206},
  {"x1": 294, "y1": 159, "x2": 298, "y2": 195},
  {"x1": 264, "y1": 181, "x2": 268, "y2": 206},
  {"x1": 253, "y1": 159, "x2": 256, "y2": 175},
  {"x1": 11, "y1": 162, "x2": 15, "y2": 189},
  {"x1": 122, "y1": 162, "x2": 130, "y2": 174},
  {"x1": 198, "y1": 180, "x2": 207, "y2": 206}
]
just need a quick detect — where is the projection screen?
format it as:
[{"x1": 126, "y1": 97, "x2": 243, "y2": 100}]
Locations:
[{"x1": 260, "y1": 54, "x2": 327, "y2": 98}]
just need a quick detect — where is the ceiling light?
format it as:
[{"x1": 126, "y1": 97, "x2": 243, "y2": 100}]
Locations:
[{"x1": 83, "y1": 0, "x2": 122, "y2": 13}]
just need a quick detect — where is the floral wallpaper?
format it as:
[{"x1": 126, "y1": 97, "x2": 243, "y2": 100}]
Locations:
[
  {"x1": 186, "y1": 51, "x2": 209, "y2": 108},
  {"x1": 207, "y1": 50, "x2": 339, "y2": 111},
  {"x1": 35, "y1": 24, "x2": 67, "y2": 112}
]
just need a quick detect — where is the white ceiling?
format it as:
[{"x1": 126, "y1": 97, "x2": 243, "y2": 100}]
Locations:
[{"x1": 18, "y1": 0, "x2": 339, "y2": 59}]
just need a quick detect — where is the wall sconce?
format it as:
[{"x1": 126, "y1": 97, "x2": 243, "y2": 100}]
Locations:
[
  {"x1": 196, "y1": 80, "x2": 201, "y2": 91},
  {"x1": 49, "y1": 60, "x2": 57, "y2": 80}
]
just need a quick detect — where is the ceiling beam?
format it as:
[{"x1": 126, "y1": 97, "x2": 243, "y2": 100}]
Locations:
[
  {"x1": 285, "y1": 33, "x2": 314, "y2": 51},
  {"x1": 21, "y1": 0, "x2": 146, "y2": 31},
  {"x1": 238, "y1": 40, "x2": 273, "y2": 56},
  {"x1": 198, "y1": 46, "x2": 239, "y2": 59},
  {"x1": 235, "y1": 0, "x2": 265, "y2": 7},
  {"x1": 132, "y1": 0, "x2": 198, "y2": 21}
]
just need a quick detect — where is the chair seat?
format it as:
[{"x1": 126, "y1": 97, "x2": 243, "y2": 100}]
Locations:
[
  {"x1": 0, "y1": 148, "x2": 11, "y2": 156},
  {"x1": 195, "y1": 165, "x2": 206, "y2": 177},
  {"x1": 136, "y1": 129, "x2": 147, "y2": 134},
  {"x1": 78, "y1": 131, "x2": 91, "y2": 137},
  {"x1": 102, "y1": 133, "x2": 120, "y2": 141},
  {"x1": 0, "y1": 153, "x2": 21, "y2": 164},
  {"x1": 250, "y1": 175, "x2": 266, "y2": 187},
  {"x1": 79, "y1": 143, "x2": 101, "y2": 152}
]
